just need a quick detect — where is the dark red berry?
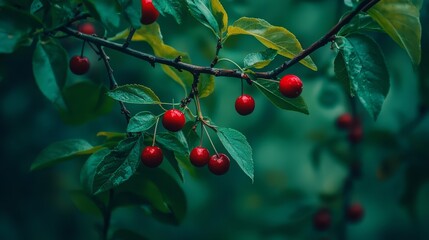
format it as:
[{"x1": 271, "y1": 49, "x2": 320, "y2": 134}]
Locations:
[
  {"x1": 162, "y1": 109, "x2": 186, "y2": 132},
  {"x1": 78, "y1": 22, "x2": 95, "y2": 35},
  {"x1": 313, "y1": 208, "x2": 331, "y2": 231},
  {"x1": 190, "y1": 147, "x2": 210, "y2": 167},
  {"x1": 141, "y1": 146, "x2": 163, "y2": 168},
  {"x1": 208, "y1": 153, "x2": 230, "y2": 175},
  {"x1": 69, "y1": 56, "x2": 90, "y2": 75},
  {"x1": 140, "y1": 0, "x2": 159, "y2": 25},
  {"x1": 235, "y1": 94, "x2": 255, "y2": 116},
  {"x1": 279, "y1": 74, "x2": 303, "y2": 98},
  {"x1": 348, "y1": 124, "x2": 363, "y2": 143},
  {"x1": 347, "y1": 203, "x2": 364, "y2": 222},
  {"x1": 336, "y1": 113, "x2": 354, "y2": 130}
]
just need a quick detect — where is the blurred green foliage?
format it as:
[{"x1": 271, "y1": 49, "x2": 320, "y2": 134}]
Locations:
[{"x1": 1, "y1": 0, "x2": 429, "y2": 239}]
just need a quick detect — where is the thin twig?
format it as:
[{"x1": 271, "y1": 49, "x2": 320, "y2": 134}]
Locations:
[{"x1": 122, "y1": 27, "x2": 136, "y2": 48}]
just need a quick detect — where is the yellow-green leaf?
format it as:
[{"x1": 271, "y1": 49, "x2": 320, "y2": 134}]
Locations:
[
  {"x1": 198, "y1": 74, "x2": 215, "y2": 98},
  {"x1": 211, "y1": 0, "x2": 228, "y2": 37},
  {"x1": 226, "y1": 17, "x2": 317, "y2": 71},
  {"x1": 109, "y1": 24, "x2": 193, "y2": 90},
  {"x1": 368, "y1": 0, "x2": 421, "y2": 64}
]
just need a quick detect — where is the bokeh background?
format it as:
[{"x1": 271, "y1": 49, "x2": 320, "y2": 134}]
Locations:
[{"x1": 1, "y1": 0, "x2": 429, "y2": 239}]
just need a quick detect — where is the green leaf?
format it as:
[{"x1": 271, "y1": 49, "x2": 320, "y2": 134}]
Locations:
[
  {"x1": 30, "y1": 0, "x2": 43, "y2": 14},
  {"x1": 118, "y1": 0, "x2": 142, "y2": 29},
  {"x1": 109, "y1": 24, "x2": 193, "y2": 90},
  {"x1": 83, "y1": 0, "x2": 121, "y2": 30},
  {"x1": 217, "y1": 127, "x2": 254, "y2": 181},
  {"x1": 80, "y1": 148, "x2": 110, "y2": 193},
  {"x1": 335, "y1": 34, "x2": 390, "y2": 120},
  {"x1": 210, "y1": 0, "x2": 228, "y2": 37},
  {"x1": 42, "y1": 2, "x2": 75, "y2": 29},
  {"x1": 92, "y1": 136, "x2": 143, "y2": 194},
  {"x1": 0, "y1": 6, "x2": 41, "y2": 53},
  {"x1": 244, "y1": 48, "x2": 277, "y2": 69},
  {"x1": 252, "y1": 78, "x2": 309, "y2": 114},
  {"x1": 69, "y1": 190, "x2": 103, "y2": 217},
  {"x1": 31, "y1": 139, "x2": 95, "y2": 171},
  {"x1": 153, "y1": 0, "x2": 186, "y2": 24},
  {"x1": 32, "y1": 39, "x2": 67, "y2": 108},
  {"x1": 59, "y1": 81, "x2": 115, "y2": 125},
  {"x1": 338, "y1": 13, "x2": 382, "y2": 36},
  {"x1": 107, "y1": 84, "x2": 161, "y2": 104},
  {"x1": 97, "y1": 131, "x2": 127, "y2": 142},
  {"x1": 198, "y1": 74, "x2": 215, "y2": 98},
  {"x1": 186, "y1": 0, "x2": 219, "y2": 36},
  {"x1": 127, "y1": 111, "x2": 157, "y2": 133},
  {"x1": 401, "y1": 164, "x2": 429, "y2": 218},
  {"x1": 368, "y1": 0, "x2": 422, "y2": 64},
  {"x1": 227, "y1": 17, "x2": 317, "y2": 71},
  {"x1": 156, "y1": 132, "x2": 190, "y2": 156}
]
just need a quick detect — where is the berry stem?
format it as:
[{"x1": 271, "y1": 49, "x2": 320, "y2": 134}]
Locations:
[
  {"x1": 80, "y1": 40, "x2": 86, "y2": 57},
  {"x1": 203, "y1": 124, "x2": 219, "y2": 156},
  {"x1": 152, "y1": 117, "x2": 160, "y2": 146}
]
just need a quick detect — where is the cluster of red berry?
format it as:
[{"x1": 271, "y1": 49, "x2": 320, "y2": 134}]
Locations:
[
  {"x1": 336, "y1": 113, "x2": 363, "y2": 143},
  {"x1": 313, "y1": 203, "x2": 364, "y2": 231}
]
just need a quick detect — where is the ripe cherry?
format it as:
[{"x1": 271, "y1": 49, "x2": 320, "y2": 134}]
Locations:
[
  {"x1": 140, "y1": 0, "x2": 159, "y2": 25},
  {"x1": 190, "y1": 147, "x2": 210, "y2": 167},
  {"x1": 313, "y1": 208, "x2": 331, "y2": 231},
  {"x1": 235, "y1": 94, "x2": 255, "y2": 116},
  {"x1": 69, "y1": 56, "x2": 90, "y2": 75},
  {"x1": 279, "y1": 74, "x2": 303, "y2": 98},
  {"x1": 78, "y1": 22, "x2": 95, "y2": 35},
  {"x1": 141, "y1": 146, "x2": 163, "y2": 167},
  {"x1": 346, "y1": 203, "x2": 364, "y2": 222},
  {"x1": 336, "y1": 113, "x2": 354, "y2": 130},
  {"x1": 162, "y1": 109, "x2": 186, "y2": 132},
  {"x1": 208, "y1": 153, "x2": 230, "y2": 175}
]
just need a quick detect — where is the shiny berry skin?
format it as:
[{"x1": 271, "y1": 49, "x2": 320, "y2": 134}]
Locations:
[
  {"x1": 190, "y1": 147, "x2": 210, "y2": 167},
  {"x1": 141, "y1": 146, "x2": 163, "y2": 168},
  {"x1": 140, "y1": 0, "x2": 159, "y2": 25},
  {"x1": 162, "y1": 109, "x2": 186, "y2": 132},
  {"x1": 348, "y1": 124, "x2": 363, "y2": 143},
  {"x1": 235, "y1": 94, "x2": 255, "y2": 116},
  {"x1": 78, "y1": 22, "x2": 95, "y2": 35},
  {"x1": 336, "y1": 113, "x2": 354, "y2": 130},
  {"x1": 208, "y1": 154, "x2": 230, "y2": 175},
  {"x1": 279, "y1": 74, "x2": 303, "y2": 98},
  {"x1": 313, "y1": 208, "x2": 331, "y2": 231},
  {"x1": 347, "y1": 203, "x2": 364, "y2": 222},
  {"x1": 69, "y1": 56, "x2": 90, "y2": 75}
]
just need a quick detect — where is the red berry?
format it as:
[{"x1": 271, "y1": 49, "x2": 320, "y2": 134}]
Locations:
[
  {"x1": 279, "y1": 74, "x2": 303, "y2": 98},
  {"x1": 347, "y1": 203, "x2": 364, "y2": 222},
  {"x1": 78, "y1": 22, "x2": 95, "y2": 35},
  {"x1": 208, "y1": 153, "x2": 230, "y2": 175},
  {"x1": 69, "y1": 56, "x2": 90, "y2": 75},
  {"x1": 190, "y1": 147, "x2": 210, "y2": 167},
  {"x1": 141, "y1": 146, "x2": 163, "y2": 167},
  {"x1": 348, "y1": 124, "x2": 363, "y2": 143},
  {"x1": 235, "y1": 94, "x2": 255, "y2": 116},
  {"x1": 313, "y1": 208, "x2": 331, "y2": 231},
  {"x1": 336, "y1": 113, "x2": 354, "y2": 130},
  {"x1": 162, "y1": 109, "x2": 186, "y2": 132},
  {"x1": 140, "y1": 0, "x2": 159, "y2": 25}
]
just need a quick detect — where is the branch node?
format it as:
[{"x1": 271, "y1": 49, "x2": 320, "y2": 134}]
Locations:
[{"x1": 174, "y1": 55, "x2": 182, "y2": 63}]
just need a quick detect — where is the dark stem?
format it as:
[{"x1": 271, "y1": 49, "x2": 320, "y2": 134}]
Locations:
[
  {"x1": 96, "y1": 45, "x2": 131, "y2": 124},
  {"x1": 210, "y1": 38, "x2": 222, "y2": 68},
  {"x1": 58, "y1": 0, "x2": 380, "y2": 81},
  {"x1": 122, "y1": 27, "x2": 136, "y2": 48},
  {"x1": 101, "y1": 189, "x2": 114, "y2": 240}
]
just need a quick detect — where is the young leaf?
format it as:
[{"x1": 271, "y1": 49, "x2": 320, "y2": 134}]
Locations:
[
  {"x1": 244, "y1": 48, "x2": 277, "y2": 69},
  {"x1": 227, "y1": 17, "x2": 317, "y2": 71},
  {"x1": 210, "y1": 0, "x2": 228, "y2": 37},
  {"x1": 153, "y1": 0, "x2": 186, "y2": 24},
  {"x1": 368, "y1": 0, "x2": 421, "y2": 64},
  {"x1": 92, "y1": 136, "x2": 143, "y2": 194},
  {"x1": 107, "y1": 84, "x2": 161, "y2": 104},
  {"x1": 252, "y1": 78, "x2": 309, "y2": 114},
  {"x1": 109, "y1": 24, "x2": 193, "y2": 90},
  {"x1": 198, "y1": 74, "x2": 215, "y2": 98},
  {"x1": 118, "y1": 0, "x2": 142, "y2": 29},
  {"x1": 186, "y1": 0, "x2": 219, "y2": 37},
  {"x1": 83, "y1": 0, "x2": 121, "y2": 30},
  {"x1": 127, "y1": 111, "x2": 157, "y2": 133},
  {"x1": 0, "y1": 6, "x2": 41, "y2": 53},
  {"x1": 32, "y1": 40, "x2": 67, "y2": 109},
  {"x1": 217, "y1": 127, "x2": 254, "y2": 181},
  {"x1": 31, "y1": 139, "x2": 96, "y2": 171},
  {"x1": 335, "y1": 34, "x2": 390, "y2": 120}
]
